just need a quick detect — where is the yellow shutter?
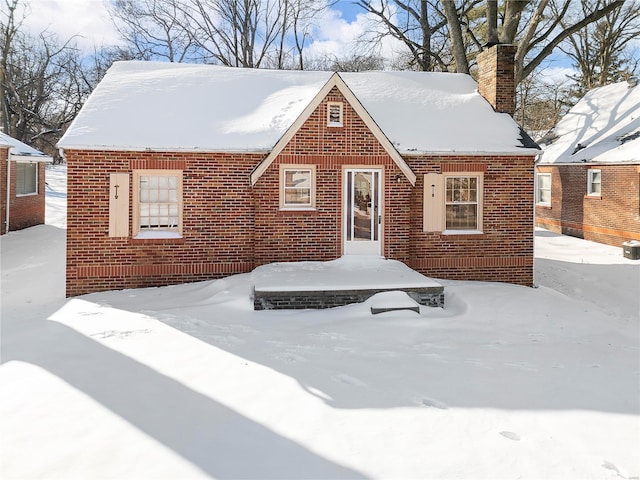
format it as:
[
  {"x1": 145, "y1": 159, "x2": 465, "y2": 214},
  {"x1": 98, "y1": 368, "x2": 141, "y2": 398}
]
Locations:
[
  {"x1": 109, "y1": 173, "x2": 129, "y2": 237},
  {"x1": 423, "y1": 173, "x2": 443, "y2": 232}
]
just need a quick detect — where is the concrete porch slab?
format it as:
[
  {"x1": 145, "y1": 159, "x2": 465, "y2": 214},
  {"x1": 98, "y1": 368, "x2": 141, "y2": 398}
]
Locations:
[{"x1": 252, "y1": 257, "x2": 444, "y2": 310}]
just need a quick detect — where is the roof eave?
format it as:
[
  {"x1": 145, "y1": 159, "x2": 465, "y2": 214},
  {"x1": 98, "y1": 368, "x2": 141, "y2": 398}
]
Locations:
[{"x1": 11, "y1": 153, "x2": 53, "y2": 163}]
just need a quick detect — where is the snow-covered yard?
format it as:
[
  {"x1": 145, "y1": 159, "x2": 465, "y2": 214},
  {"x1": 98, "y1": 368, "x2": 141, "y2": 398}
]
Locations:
[{"x1": 1, "y1": 165, "x2": 639, "y2": 479}]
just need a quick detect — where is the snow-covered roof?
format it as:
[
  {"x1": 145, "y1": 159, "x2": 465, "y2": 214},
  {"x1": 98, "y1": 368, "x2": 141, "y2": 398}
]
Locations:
[
  {"x1": 58, "y1": 61, "x2": 537, "y2": 155},
  {"x1": 0, "y1": 131, "x2": 51, "y2": 160},
  {"x1": 540, "y1": 80, "x2": 640, "y2": 164}
]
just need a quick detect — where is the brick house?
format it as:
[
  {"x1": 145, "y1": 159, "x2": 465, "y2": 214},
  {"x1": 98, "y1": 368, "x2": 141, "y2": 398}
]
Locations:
[
  {"x1": 0, "y1": 132, "x2": 52, "y2": 234},
  {"x1": 58, "y1": 44, "x2": 540, "y2": 297},
  {"x1": 536, "y1": 79, "x2": 640, "y2": 247}
]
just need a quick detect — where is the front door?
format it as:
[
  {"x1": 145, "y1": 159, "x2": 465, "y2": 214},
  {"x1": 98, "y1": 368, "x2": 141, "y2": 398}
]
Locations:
[{"x1": 343, "y1": 168, "x2": 382, "y2": 255}]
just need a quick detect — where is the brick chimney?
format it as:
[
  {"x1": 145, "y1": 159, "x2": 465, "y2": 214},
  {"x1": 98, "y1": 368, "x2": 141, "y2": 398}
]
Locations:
[{"x1": 477, "y1": 44, "x2": 516, "y2": 116}]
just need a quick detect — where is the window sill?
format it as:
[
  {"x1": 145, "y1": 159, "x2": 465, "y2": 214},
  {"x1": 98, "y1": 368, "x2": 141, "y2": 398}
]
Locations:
[
  {"x1": 133, "y1": 231, "x2": 182, "y2": 240},
  {"x1": 585, "y1": 194, "x2": 602, "y2": 199},
  {"x1": 442, "y1": 229, "x2": 483, "y2": 235},
  {"x1": 327, "y1": 122, "x2": 343, "y2": 127},
  {"x1": 536, "y1": 203, "x2": 551, "y2": 208},
  {"x1": 279, "y1": 207, "x2": 317, "y2": 212},
  {"x1": 16, "y1": 192, "x2": 38, "y2": 197}
]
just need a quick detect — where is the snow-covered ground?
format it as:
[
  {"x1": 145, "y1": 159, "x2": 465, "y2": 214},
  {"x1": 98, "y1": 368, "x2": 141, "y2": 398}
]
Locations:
[{"x1": 1, "y1": 165, "x2": 639, "y2": 480}]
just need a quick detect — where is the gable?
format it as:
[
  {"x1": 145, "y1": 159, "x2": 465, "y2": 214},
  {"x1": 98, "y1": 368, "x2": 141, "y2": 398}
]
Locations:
[{"x1": 250, "y1": 73, "x2": 416, "y2": 186}]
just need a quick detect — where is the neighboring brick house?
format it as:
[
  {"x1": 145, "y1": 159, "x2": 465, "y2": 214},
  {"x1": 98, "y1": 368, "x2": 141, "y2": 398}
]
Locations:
[
  {"x1": 536, "y1": 79, "x2": 640, "y2": 247},
  {"x1": 58, "y1": 44, "x2": 540, "y2": 297},
  {"x1": 0, "y1": 132, "x2": 52, "y2": 234}
]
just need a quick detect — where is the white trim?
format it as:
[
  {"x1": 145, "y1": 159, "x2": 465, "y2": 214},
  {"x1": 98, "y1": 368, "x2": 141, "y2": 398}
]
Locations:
[
  {"x1": 343, "y1": 167, "x2": 383, "y2": 256},
  {"x1": 279, "y1": 164, "x2": 316, "y2": 209},
  {"x1": 327, "y1": 102, "x2": 344, "y2": 127},
  {"x1": 251, "y1": 73, "x2": 416, "y2": 186},
  {"x1": 132, "y1": 169, "x2": 183, "y2": 237},
  {"x1": 587, "y1": 168, "x2": 602, "y2": 196},
  {"x1": 535, "y1": 172, "x2": 551, "y2": 206},
  {"x1": 12, "y1": 154, "x2": 52, "y2": 163},
  {"x1": 443, "y1": 172, "x2": 484, "y2": 232},
  {"x1": 15, "y1": 162, "x2": 38, "y2": 196},
  {"x1": 403, "y1": 149, "x2": 541, "y2": 157}
]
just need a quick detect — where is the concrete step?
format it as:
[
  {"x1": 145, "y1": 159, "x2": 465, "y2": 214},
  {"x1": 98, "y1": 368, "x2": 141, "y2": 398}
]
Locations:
[{"x1": 370, "y1": 291, "x2": 420, "y2": 315}]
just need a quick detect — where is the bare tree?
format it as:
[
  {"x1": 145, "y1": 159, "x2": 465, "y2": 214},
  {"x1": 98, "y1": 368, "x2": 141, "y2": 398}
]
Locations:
[
  {"x1": 515, "y1": 69, "x2": 572, "y2": 137},
  {"x1": 355, "y1": 0, "x2": 465, "y2": 71},
  {"x1": 559, "y1": 0, "x2": 640, "y2": 93},
  {"x1": 108, "y1": 0, "x2": 327, "y2": 69},
  {"x1": 359, "y1": 0, "x2": 626, "y2": 83},
  {"x1": 0, "y1": 0, "x2": 90, "y2": 156},
  {"x1": 109, "y1": 0, "x2": 198, "y2": 62}
]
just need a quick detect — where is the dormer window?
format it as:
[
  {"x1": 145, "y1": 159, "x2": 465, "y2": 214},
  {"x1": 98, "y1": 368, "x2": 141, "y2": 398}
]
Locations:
[{"x1": 327, "y1": 102, "x2": 343, "y2": 127}]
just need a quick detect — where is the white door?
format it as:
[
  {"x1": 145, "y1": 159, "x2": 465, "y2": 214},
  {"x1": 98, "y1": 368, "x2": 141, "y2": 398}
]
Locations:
[{"x1": 343, "y1": 169, "x2": 382, "y2": 255}]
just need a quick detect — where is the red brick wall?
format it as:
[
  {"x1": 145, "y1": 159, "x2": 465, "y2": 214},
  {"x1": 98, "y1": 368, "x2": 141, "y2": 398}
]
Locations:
[
  {"x1": 408, "y1": 156, "x2": 534, "y2": 286},
  {"x1": 65, "y1": 150, "x2": 261, "y2": 296},
  {"x1": 477, "y1": 44, "x2": 516, "y2": 116},
  {"x1": 0, "y1": 151, "x2": 47, "y2": 234},
  {"x1": 66, "y1": 87, "x2": 535, "y2": 295},
  {"x1": 256, "y1": 87, "x2": 535, "y2": 286},
  {"x1": 536, "y1": 164, "x2": 640, "y2": 246}
]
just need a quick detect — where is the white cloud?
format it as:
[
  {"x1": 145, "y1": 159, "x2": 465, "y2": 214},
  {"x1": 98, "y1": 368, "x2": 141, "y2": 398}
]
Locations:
[
  {"x1": 18, "y1": 0, "x2": 121, "y2": 50},
  {"x1": 305, "y1": 6, "x2": 407, "y2": 66}
]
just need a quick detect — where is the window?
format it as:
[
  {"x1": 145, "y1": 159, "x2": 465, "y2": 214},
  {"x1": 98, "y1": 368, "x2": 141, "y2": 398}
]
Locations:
[
  {"x1": 536, "y1": 173, "x2": 551, "y2": 206},
  {"x1": 16, "y1": 163, "x2": 37, "y2": 195},
  {"x1": 327, "y1": 102, "x2": 343, "y2": 127},
  {"x1": 280, "y1": 165, "x2": 316, "y2": 209},
  {"x1": 587, "y1": 169, "x2": 601, "y2": 196},
  {"x1": 445, "y1": 175, "x2": 482, "y2": 231},
  {"x1": 133, "y1": 170, "x2": 182, "y2": 237}
]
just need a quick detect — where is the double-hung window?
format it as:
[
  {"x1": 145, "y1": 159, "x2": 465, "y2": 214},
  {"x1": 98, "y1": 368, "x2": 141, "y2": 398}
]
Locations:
[
  {"x1": 587, "y1": 169, "x2": 601, "y2": 196},
  {"x1": 536, "y1": 173, "x2": 551, "y2": 206},
  {"x1": 16, "y1": 163, "x2": 37, "y2": 195},
  {"x1": 133, "y1": 170, "x2": 183, "y2": 237},
  {"x1": 280, "y1": 165, "x2": 316, "y2": 209},
  {"x1": 423, "y1": 172, "x2": 483, "y2": 233},
  {"x1": 444, "y1": 175, "x2": 482, "y2": 231}
]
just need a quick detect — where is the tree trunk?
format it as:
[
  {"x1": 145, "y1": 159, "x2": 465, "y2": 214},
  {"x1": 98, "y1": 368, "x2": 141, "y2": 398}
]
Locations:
[{"x1": 441, "y1": 0, "x2": 468, "y2": 73}]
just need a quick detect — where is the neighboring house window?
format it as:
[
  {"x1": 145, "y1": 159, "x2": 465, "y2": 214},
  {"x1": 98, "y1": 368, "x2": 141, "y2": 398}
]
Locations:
[
  {"x1": 536, "y1": 173, "x2": 551, "y2": 206},
  {"x1": 327, "y1": 102, "x2": 343, "y2": 127},
  {"x1": 587, "y1": 169, "x2": 601, "y2": 196},
  {"x1": 16, "y1": 163, "x2": 37, "y2": 195},
  {"x1": 133, "y1": 170, "x2": 182, "y2": 237},
  {"x1": 280, "y1": 165, "x2": 316, "y2": 209},
  {"x1": 444, "y1": 174, "x2": 483, "y2": 231}
]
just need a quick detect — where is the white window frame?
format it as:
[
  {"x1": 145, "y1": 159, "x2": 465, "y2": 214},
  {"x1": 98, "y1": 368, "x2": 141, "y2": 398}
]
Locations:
[
  {"x1": 327, "y1": 102, "x2": 343, "y2": 127},
  {"x1": 587, "y1": 169, "x2": 601, "y2": 196},
  {"x1": 443, "y1": 173, "x2": 483, "y2": 234},
  {"x1": 132, "y1": 169, "x2": 183, "y2": 238},
  {"x1": 279, "y1": 165, "x2": 316, "y2": 210},
  {"x1": 536, "y1": 172, "x2": 551, "y2": 206},
  {"x1": 16, "y1": 162, "x2": 37, "y2": 196}
]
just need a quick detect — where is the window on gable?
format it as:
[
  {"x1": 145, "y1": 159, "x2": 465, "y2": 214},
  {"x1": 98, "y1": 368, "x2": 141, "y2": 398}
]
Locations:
[
  {"x1": 280, "y1": 165, "x2": 316, "y2": 209},
  {"x1": 133, "y1": 170, "x2": 183, "y2": 238},
  {"x1": 587, "y1": 169, "x2": 601, "y2": 196},
  {"x1": 536, "y1": 173, "x2": 551, "y2": 206},
  {"x1": 423, "y1": 172, "x2": 483, "y2": 233},
  {"x1": 327, "y1": 102, "x2": 343, "y2": 127},
  {"x1": 16, "y1": 163, "x2": 37, "y2": 195}
]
